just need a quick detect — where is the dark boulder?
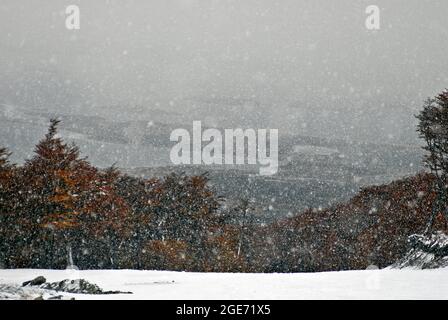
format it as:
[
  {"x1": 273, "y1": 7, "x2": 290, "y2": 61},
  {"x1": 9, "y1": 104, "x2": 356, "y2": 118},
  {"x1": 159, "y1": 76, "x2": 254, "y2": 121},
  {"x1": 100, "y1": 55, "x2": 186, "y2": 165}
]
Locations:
[{"x1": 22, "y1": 276, "x2": 46, "y2": 287}]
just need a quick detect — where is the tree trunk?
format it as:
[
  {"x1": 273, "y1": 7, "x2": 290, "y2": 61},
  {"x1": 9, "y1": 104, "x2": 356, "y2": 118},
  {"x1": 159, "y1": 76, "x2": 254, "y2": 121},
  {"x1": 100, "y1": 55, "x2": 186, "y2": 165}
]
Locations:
[{"x1": 66, "y1": 243, "x2": 76, "y2": 269}]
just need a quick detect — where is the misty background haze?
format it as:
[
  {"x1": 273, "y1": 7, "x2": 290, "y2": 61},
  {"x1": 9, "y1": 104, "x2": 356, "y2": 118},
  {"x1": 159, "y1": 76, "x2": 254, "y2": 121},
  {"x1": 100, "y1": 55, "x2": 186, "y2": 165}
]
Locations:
[
  {"x1": 1, "y1": 0, "x2": 447, "y2": 218},
  {"x1": 1, "y1": 0, "x2": 448, "y2": 147}
]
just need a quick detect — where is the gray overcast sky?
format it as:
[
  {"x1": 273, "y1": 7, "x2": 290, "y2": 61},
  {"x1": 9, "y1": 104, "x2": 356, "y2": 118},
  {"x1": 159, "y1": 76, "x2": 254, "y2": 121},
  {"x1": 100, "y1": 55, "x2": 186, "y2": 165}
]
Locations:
[{"x1": 1, "y1": 0, "x2": 448, "y2": 142}]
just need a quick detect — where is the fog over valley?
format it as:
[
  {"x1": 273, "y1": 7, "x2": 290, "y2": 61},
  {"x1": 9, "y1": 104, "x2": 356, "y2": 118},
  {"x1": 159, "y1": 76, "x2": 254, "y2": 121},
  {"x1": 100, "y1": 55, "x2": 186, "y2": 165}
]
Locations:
[{"x1": 1, "y1": 0, "x2": 447, "y2": 216}]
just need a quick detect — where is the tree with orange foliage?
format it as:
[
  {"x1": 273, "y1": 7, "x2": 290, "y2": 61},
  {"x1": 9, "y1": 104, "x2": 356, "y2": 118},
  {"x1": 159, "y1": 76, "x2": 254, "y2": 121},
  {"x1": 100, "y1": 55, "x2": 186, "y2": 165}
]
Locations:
[
  {"x1": 17, "y1": 119, "x2": 131, "y2": 268},
  {"x1": 79, "y1": 166, "x2": 132, "y2": 268},
  {"x1": 0, "y1": 147, "x2": 16, "y2": 267},
  {"x1": 16, "y1": 119, "x2": 95, "y2": 267},
  {"x1": 145, "y1": 239, "x2": 189, "y2": 271},
  {"x1": 146, "y1": 173, "x2": 221, "y2": 271},
  {"x1": 114, "y1": 175, "x2": 158, "y2": 269},
  {"x1": 216, "y1": 198, "x2": 258, "y2": 270},
  {"x1": 0, "y1": 147, "x2": 14, "y2": 211}
]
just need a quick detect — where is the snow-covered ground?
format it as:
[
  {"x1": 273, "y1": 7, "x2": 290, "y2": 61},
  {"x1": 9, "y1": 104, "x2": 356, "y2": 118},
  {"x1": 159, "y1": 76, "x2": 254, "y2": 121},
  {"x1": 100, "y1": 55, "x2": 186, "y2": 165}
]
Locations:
[{"x1": 0, "y1": 268, "x2": 447, "y2": 300}]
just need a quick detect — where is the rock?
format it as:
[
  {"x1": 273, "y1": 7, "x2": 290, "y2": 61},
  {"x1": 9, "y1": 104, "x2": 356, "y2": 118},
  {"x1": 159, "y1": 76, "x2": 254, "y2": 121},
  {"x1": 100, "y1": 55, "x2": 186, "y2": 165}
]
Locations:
[
  {"x1": 40, "y1": 279, "x2": 132, "y2": 295},
  {"x1": 18, "y1": 277, "x2": 132, "y2": 296},
  {"x1": 41, "y1": 279, "x2": 103, "y2": 294},
  {"x1": 0, "y1": 283, "x2": 75, "y2": 300},
  {"x1": 22, "y1": 276, "x2": 47, "y2": 287}
]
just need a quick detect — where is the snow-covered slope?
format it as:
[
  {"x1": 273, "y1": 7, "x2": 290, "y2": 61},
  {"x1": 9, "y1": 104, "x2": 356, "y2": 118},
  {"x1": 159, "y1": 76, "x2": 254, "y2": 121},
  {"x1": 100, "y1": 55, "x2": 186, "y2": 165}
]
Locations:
[
  {"x1": 391, "y1": 232, "x2": 448, "y2": 269},
  {"x1": 0, "y1": 269, "x2": 447, "y2": 300}
]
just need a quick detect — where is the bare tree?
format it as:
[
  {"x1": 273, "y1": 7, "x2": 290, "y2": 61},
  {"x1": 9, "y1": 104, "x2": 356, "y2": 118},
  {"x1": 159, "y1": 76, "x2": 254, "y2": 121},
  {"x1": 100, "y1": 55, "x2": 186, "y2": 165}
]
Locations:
[{"x1": 416, "y1": 90, "x2": 448, "y2": 233}]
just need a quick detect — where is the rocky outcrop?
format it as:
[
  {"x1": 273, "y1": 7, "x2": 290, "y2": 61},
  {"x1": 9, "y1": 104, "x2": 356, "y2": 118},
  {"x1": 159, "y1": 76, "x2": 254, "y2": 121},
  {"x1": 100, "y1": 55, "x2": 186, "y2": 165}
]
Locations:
[
  {"x1": 22, "y1": 276, "x2": 46, "y2": 287},
  {"x1": 0, "y1": 284, "x2": 71, "y2": 300},
  {"x1": 16, "y1": 276, "x2": 132, "y2": 297},
  {"x1": 40, "y1": 279, "x2": 131, "y2": 295},
  {"x1": 391, "y1": 232, "x2": 448, "y2": 269}
]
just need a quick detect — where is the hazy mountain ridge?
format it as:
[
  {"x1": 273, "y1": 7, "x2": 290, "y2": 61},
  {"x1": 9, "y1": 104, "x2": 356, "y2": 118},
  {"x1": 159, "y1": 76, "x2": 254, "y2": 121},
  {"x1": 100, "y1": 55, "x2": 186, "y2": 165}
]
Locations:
[{"x1": 1, "y1": 103, "x2": 422, "y2": 217}]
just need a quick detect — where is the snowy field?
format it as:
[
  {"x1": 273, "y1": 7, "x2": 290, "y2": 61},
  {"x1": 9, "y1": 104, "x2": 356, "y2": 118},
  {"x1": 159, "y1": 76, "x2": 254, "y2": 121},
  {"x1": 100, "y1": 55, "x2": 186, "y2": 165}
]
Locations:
[{"x1": 0, "y1": 268, "x2": 447, "y2": 300}]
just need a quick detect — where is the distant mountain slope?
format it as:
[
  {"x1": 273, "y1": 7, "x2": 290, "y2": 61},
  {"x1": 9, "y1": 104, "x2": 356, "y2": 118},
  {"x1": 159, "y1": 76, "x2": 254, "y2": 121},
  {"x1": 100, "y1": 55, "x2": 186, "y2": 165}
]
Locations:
[
  {"x1": 126, "y1": 135, "x2": 422, "y2": 217},
  {"x1": 0, "y1": 104, "x2": 172, "y2": 167},
  {"x1": 1, "y1": 103, "x2": 423, "y2": 216}
]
